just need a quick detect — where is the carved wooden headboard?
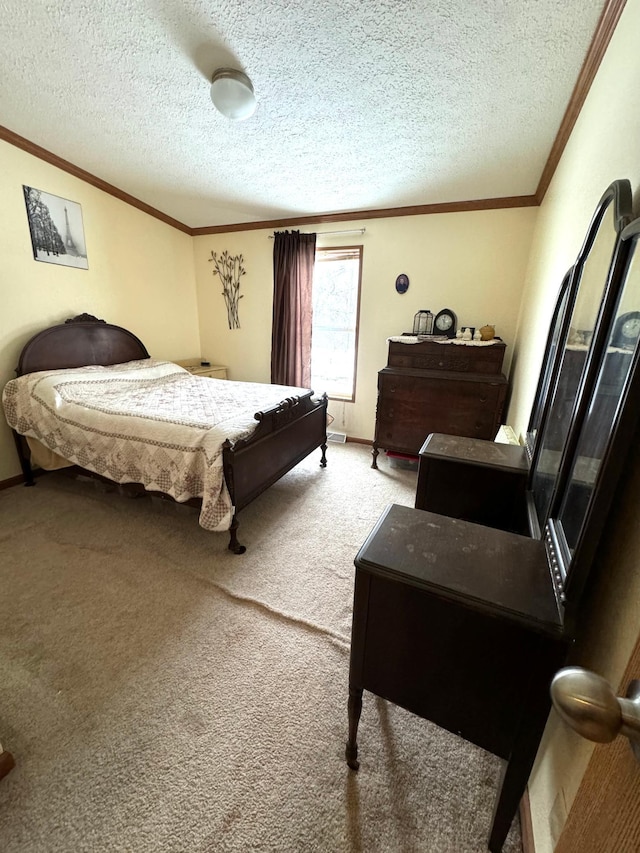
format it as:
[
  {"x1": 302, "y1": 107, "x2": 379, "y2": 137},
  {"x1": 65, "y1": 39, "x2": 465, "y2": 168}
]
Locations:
[{"x1": 17, "y1": 313, "x2": 150, "y2": 376}]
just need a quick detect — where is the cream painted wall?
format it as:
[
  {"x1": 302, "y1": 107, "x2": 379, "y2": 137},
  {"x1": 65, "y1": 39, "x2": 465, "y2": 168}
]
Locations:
[
  {"x1": 506, "y1": 0, "x2": 640, "y2": 849},
  {"x1": 194, "y1": 207, "x2": 537, "y2": 443},
  {"x1": 0, "y1": 141, "x2": 200, "y2": 481}
]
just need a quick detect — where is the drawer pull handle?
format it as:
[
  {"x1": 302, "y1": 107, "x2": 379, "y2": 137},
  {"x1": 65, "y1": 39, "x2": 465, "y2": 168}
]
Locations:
[{"x1": 479, "y1": 396, "x2": 488, "y2": 403}]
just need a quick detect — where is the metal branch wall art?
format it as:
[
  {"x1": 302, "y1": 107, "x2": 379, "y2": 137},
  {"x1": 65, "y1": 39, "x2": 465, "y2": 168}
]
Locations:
[{"x1": 209, "y1": 250, "x2": 246, "y2": 330}]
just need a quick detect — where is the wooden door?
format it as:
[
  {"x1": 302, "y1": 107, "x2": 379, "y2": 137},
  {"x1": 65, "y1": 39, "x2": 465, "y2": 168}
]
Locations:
[{"x1": 555, "y1": 635, "x2": 640, "y2": 852}]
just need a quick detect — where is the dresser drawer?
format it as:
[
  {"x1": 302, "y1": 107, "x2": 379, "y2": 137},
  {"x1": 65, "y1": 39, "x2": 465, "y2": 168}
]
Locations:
[
  {"x1": 387, "y1": 341, "x2": 506, "y2": 374},
  {"x1": 378, "y1": 372, "x2": 503, "y2": 406},
  {"x1": 376, "y1": 399, "x2": 501, "y2": 449}
]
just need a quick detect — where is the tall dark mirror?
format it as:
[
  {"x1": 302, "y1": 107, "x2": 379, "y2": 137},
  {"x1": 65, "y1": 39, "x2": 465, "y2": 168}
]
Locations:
[
  {"x1": 549, "y1": 217, "x2": 640, "y2": 614},
  {"x1": 529, "y1": 179, "x2": 633, "y2": 532},
  {"x1": 525, "y1": 267, "x2": 574, "y2": 461}
]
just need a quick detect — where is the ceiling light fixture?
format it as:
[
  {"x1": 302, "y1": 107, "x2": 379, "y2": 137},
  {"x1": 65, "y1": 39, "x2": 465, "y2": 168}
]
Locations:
[{"x1": 210, "y1": 68, "x2": 256, "y2": 121}]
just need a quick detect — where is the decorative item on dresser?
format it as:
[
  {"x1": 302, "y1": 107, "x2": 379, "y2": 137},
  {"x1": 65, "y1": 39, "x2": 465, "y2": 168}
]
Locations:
[
  {"x1": 411, "y1": 309, "x2": 434, "y2": 336},
  {"x1": 371, "y1": 337, "x2": 507, "y2": 469},
  {"x1": 434, "y1": 307, "x2": 457, "y2": 338},
  {"x1": 175, "y1": 359, "x2": 228, "y2": 379}
]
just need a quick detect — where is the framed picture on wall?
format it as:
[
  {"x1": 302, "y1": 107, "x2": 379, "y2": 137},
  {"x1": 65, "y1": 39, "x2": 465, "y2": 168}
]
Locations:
[{"x1": 22, "y1": 185, "x2": 89, "y2": 269}]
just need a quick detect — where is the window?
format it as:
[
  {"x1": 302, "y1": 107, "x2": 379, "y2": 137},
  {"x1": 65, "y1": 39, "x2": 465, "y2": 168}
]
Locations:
[{"x1": 311, "y1": 245, "x2": 363, "y2": 401}]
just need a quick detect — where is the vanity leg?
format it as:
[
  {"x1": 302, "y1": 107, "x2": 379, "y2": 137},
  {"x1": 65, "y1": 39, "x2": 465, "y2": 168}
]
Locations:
[
  {"x1": 346, "y1": 685, "x2": 363, "y2": 770},
  {"x1": 488, "y1": 643, "x2": 564, "y2": 852}
]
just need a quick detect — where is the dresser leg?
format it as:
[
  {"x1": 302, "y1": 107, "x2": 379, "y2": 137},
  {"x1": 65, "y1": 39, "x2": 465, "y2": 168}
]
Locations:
[
  {"x1": 346, "y1": 685, "x2": 363, "y2": 770},
  {"x1": 371, "y1": 445, "x2": 379, "y2": 469}
]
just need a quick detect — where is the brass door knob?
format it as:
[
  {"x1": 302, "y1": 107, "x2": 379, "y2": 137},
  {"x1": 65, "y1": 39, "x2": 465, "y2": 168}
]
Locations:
[{"x1": 551, "y1": 667, "x2": 640, "y2": 759}]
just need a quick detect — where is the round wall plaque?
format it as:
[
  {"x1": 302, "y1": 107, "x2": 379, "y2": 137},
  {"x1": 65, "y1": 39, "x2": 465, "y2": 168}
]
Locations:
[{"x1": 395, "y1": 273, "x2": 409, "y2": 294}]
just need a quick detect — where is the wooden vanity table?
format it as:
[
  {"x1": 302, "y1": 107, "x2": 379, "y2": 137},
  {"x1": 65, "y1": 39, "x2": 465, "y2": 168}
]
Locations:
[
  {"x1": 347, "y1": 503, "x2": 568, "y2": 852},
  {"x1": 347, "y1": 181, "x2": 640, "y2": 851}
]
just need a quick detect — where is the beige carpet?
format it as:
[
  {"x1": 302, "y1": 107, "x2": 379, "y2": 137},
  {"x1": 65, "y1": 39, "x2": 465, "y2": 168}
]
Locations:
[{"x1": 0, "y1": 442, "x2": 522, "y2": 852}]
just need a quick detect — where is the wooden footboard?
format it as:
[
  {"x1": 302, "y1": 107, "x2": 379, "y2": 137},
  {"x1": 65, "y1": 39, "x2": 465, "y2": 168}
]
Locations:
[
  {"x1": 9, "y1": 312, "x2": 330, "y2": 554},
  {"x1": 11, "y1": 391, "x2": 328, "y2": 554},
  {"x1": 222, "y1": 391, "x2": 328, "y2": 553}
]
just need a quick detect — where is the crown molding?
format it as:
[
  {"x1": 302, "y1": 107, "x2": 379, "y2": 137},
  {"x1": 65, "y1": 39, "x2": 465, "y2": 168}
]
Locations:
[
  {"x1": 0, "y1": 125, "x2": 191, "y2": 234},
  {"x1": 191, "y1": 195, "x2": 539, "y2": 236},
  {"x1": 536, "y1": 0, "x2": 627, "y2": 203},
  {"x1": 1, "y1": 121, "x2": 538, "y2": 232},
  {"x1": 2, "y1": 0, "x2": 626, "y2": 237}
]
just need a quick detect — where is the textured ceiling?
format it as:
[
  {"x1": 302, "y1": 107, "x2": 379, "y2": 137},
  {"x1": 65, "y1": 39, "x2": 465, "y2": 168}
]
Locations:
[{"x1": 0, "y1": 0, "x2": 606, "y2": 229}]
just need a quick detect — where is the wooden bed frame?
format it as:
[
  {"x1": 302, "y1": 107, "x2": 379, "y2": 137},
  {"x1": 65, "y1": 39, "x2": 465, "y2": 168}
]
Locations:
[{"x1": 11, "y1": 314, "x2": 328, "y2": 553}]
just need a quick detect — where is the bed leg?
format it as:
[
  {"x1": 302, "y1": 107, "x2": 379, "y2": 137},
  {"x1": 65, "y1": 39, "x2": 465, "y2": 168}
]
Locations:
[
  {"x1": 320, "y1": 442, "x2": 327, "y2": 467},
  {"x1": 12, "y1": 432, "x2": 35, "y2": 486},
  {"x1": 227, "y1": 514, "x2": 246, "y2": 555}
]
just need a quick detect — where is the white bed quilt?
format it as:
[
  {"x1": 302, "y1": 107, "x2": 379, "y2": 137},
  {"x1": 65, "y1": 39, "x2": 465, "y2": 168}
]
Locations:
[{"x1": 2, "y1": 359, "x2": 309, "y2": 531}]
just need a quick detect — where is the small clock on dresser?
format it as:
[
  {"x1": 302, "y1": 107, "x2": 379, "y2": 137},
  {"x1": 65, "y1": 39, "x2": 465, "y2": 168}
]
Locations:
[
  {"x1": 434, "y1": 308, "x2": 457, "y2": 338},
  {"x1": 612, "y1": 311, "x2": 640, "y2": 349}
]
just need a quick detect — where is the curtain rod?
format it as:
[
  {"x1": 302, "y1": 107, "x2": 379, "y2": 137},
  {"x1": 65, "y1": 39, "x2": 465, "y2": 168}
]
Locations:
[{"x1": 268, "y1": 228, "x2": 366, "y2": 239}]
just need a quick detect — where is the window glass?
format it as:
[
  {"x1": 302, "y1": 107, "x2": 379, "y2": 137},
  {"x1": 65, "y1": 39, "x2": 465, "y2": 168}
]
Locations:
[{"x1": 311, "y1": 246, "x2": 362, "y2": 401}]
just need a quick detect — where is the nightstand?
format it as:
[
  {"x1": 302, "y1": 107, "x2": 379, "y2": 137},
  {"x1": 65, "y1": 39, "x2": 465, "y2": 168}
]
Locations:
[{"x1": 176, "y1": 359, "x2": 228, "y2": 380}]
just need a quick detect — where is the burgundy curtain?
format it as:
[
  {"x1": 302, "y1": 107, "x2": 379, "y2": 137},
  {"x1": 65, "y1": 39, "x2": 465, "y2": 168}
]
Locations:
[{"x1": 271, "y1": 230, "x2": 316, "y2": 387}]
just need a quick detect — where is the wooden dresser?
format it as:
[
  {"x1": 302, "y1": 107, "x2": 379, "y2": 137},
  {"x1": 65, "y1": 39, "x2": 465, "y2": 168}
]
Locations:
[{"x1": 372, "y1": 339, "x2": 508, "y2": 467}]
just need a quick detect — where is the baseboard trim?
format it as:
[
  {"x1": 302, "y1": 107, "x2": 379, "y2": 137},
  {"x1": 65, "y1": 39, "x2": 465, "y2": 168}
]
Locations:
[
  {"x1": 0, "y1": 469, "x2": 48, "y2": 491},
  {"x1": 345, "y1": 436, "x2": 371, "y2": 445},
  {"x1": 0, "y1": 473, "x2": 27, "y2": 491},
  {"x1": 520, "y1": 789, "x2": 535, "y2": 853}
]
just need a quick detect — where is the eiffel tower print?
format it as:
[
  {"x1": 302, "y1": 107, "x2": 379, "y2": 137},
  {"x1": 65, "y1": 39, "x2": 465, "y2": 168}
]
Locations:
[
  {"x1": 63, "y1": 206, "x2": 80, "y2": 257},
  {"x1": 23, "y1": 185, "x2": 89, "y2": 269}
]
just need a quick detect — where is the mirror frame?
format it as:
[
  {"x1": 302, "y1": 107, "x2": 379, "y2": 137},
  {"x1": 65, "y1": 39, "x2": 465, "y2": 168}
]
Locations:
[
  {"x1": 525, "y1": 267, "x2": 574, "y2": 462},
  {"x1": 526, "y1": 179, "x2": 633, "y2": 536},
  {"x1": 547, "y1": 215, "x2": 640, "y2": 627}
]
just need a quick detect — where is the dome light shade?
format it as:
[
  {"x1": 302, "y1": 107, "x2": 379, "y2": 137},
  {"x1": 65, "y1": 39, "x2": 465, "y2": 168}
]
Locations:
[{"x1": 210, "y1": 68, "x2": 256, "y2": 120}]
